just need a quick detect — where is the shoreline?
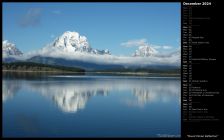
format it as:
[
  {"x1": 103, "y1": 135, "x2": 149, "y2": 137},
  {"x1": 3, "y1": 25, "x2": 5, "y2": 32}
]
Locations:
[
  {"x1": 2, "y1": 70, "x2": 85, "y2": 73},
  {"x1": 86, "y1": 71, "x2": 180, "y2": 76},
  {"x1": 3, "y1": 70, "x2": 180, "y2": 76}
]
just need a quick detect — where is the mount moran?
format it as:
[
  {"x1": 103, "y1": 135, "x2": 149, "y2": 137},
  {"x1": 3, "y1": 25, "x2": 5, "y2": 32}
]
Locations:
[{"x1": 3, "y1": 31, "x2": 180, "y2": 71}]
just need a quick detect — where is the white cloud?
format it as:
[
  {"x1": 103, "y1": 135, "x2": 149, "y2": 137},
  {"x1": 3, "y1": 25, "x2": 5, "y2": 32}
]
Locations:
[
  {"x1": 163, "y1": 46, "x2": 173, "y2": 49},
  {"x1": 151, "y1": 45, "x2": 161, "y2": 49},
  {"x1": 22, "y1": 45, "x2": 180, "y2": 67},
  {"x1": 151, "y1": 44, "x2": 173, "y2": 50},
  {"x1": 120, "y1": 39, "x2": 147, "y2": 47},
  {"x1": 121, "y1": 39, "x2": 173, "y2": 51}
]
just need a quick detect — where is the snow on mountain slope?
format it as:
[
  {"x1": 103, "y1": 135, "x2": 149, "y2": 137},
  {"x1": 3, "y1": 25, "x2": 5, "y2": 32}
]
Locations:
[
  {"x1": 42, "y1": 31, "x2": 110, "y2": 55},
  {"x1": 3, "y1": 31, "x2": 180, "y2": 67},
  {"x1": 133, "y1": 45, "x2": 157, "y2": 57},
  {"x1": 2, "y1": 40, "x2": 23, "y2": 57}
]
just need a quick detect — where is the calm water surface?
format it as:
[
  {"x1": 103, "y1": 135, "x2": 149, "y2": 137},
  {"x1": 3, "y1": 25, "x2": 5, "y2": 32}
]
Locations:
[{"x1": 3, "y1": 73, "x2": 180, "y2": 137}]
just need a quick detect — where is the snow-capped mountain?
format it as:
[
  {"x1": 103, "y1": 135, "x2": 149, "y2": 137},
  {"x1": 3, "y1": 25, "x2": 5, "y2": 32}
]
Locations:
[
  {"x1": 133, "y1": 45, "x2": 157, "y2": 57},
  {"x1": 2, "y1": 31, "x2": 180, "y2": 70},
  {"x1": 45, "y1": 31, "x2": 110, "y2": 55},
  {"x1": 2, "y1": 40, "x2": 23, "y2": 57}
]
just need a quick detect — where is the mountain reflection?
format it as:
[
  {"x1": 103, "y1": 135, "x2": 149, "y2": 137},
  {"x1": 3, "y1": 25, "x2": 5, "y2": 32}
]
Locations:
[
  {"x1": 3, "y1": 80, "x2": 21, "y2": 102},
  {"x1": 126, "y1": 88, "x2": 178, "y2": 107},
  {"x1": 3, "y1": 76, "x2": 180, "y2": 113},
  {"x1": 45, "y1": 89, "x2": 109, "y2": 113}
]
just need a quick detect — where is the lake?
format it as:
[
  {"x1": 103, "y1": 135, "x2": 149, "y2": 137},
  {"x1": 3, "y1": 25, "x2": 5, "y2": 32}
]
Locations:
[{"x1": 2, "y1": 72, "x2": 181, "y2": 138}]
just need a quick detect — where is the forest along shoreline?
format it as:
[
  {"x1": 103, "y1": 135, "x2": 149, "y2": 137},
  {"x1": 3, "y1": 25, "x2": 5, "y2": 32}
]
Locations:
[{"x1": 2, "y1": 62, "x2": 180, "y2": 77}]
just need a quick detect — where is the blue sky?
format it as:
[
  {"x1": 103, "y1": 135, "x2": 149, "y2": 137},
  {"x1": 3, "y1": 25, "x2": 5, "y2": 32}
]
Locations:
[{"x1": 3, "y1": 2, "x2": 180, "y2": 56}]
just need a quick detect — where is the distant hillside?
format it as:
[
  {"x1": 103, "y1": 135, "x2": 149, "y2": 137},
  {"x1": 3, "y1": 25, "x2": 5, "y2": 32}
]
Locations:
[
  {"x1": 91, "y1": 67, "x2": 180, "y2": 74},
  {"x1": 2, "y1": 62, "x2": 85, "y2": 73}
]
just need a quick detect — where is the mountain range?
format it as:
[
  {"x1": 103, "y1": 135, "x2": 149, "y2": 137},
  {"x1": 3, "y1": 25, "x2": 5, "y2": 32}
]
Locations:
[{"x1": 2, "y1": 31, "x2": 180, "y2": 71}]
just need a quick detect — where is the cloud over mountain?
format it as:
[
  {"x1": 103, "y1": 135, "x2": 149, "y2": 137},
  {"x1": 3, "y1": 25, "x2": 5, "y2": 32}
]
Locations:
[
  {"x1": 3, "y1": 31, "x2": 180, "y2": 68},
  {"x1": 121, "y1": 39, "x2": 148, "y2": 48}
]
